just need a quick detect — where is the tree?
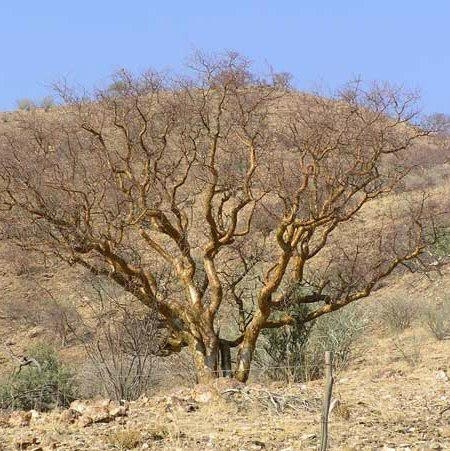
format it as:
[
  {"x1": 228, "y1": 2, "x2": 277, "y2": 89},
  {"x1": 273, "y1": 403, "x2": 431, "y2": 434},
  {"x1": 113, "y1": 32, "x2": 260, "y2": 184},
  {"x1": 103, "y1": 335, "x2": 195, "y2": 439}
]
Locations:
[
  {"x1": 16, "y1": 98, "x2": 36, "y2": 112},
  {"x1": 0, "y1": 52, "x2": 436, "y2": 382}
]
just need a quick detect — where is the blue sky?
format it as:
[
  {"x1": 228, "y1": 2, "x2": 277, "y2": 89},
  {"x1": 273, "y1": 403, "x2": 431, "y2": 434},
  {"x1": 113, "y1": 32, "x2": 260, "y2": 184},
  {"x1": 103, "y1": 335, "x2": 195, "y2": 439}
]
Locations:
[{"x1": 1, "y1": 1, "x2": 449, "y2": 114}]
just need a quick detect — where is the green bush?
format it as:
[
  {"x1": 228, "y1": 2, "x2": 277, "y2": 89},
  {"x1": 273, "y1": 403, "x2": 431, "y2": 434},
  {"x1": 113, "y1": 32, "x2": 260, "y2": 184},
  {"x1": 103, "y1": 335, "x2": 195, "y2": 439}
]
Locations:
[
  {"x1": 0, "y1": 344, "x2": 77, "y2": 411},
  {"x1": 260, "y1": 302, "x2": 367, "y2": 382},
  {"x1": 423, "y1": 297, "x2": 450, "y2": 340},
  {"x1": 432, "y1": 227, "x2": 450, "y2": 258},
  {"x1": 16, "y1": 98, "x2": 36, "y2": 112},
  {"x1": 40, "y1": 96, "x2": 54, "y2": 112}
]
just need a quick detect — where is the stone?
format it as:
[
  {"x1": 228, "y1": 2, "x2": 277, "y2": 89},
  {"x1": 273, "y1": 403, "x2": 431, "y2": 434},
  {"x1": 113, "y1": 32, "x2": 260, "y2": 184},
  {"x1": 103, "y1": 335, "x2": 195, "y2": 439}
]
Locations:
[
  {"x1": 213, "y1": 377, "x2": 245, "y2": 392},
  {"x1": 13, "y1": 434, "x2": 40, "y2": 449},
  {"x1": 9, "y1": 411, "x2": 32, "y2": 427},
  {"x1": 69, "y1": 400, "x2": 88, "y2": 414},
  {"x1": 109, "y1": 404, "x2": 128, "y2": 417},
  {"x1": 59, "y1": 408, "x2": 80, "y2": 424},
  {"x1": 29, "y1": 410, "x2": 40, "y2": 421},
  {"x1": 81, "y1": 405, "x2": 111, "y2": 423},
  {"x1": 78, "y1": 415, "x2": 93, "y2": 428},
  {"x1": 436, "y1": 370, "x2": 449, "y2": 382},
  {"x1": 165, "y1": 395, "x2": 199, "y2": 413},
  {"x1": 27, "y1": 326, "x2": 44, "y2": 339},
  {"x1": 64, "y1": 398, "x2": 130, "y2": 427},
  {"x1": 192, "y1": 384, "x2": 219, "y2": 403}
]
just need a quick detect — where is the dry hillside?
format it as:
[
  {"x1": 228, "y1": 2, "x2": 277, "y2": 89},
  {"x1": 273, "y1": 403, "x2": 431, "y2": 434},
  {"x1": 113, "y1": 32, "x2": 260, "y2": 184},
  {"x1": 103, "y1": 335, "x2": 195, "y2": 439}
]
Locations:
[{"x1": 0, "y1": 88, "x2": 449, "y2": 449}]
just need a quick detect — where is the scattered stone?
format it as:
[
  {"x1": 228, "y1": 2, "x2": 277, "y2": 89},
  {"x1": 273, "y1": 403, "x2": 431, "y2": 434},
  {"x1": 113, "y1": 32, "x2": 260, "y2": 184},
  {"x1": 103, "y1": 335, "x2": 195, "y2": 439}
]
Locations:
[
  {"x1": 9, "y1": 410, "x2": 32, "y2": 427},
  {"x1": 59, "y1": 408, "x2": 80, "y2": 424},
  {"x1": 164, "y1": 395, "x2": 199, "y2": 413},
  {"x1": 192, "y1": 384, "x2": 219, "y2": 403},
  {"x1": 78, "y1": 415, "x2": 94, "y2": 428},
  {"x1": 29, "y1": 410, "x2": 40, "y2": 421},
  {"x1": 14, "y1": 434, "x2": 40, "y2": 450},
  {"x1": 301, "y1": 434, "x2": 317, "y2": 442},
  {"x1": 109, "y1": 403, "x2": 128, "y2": 418},
  {"x1": 26, "y1": 326, "x2": 45, "y2": 339},
  {"x1": 62, "y1": 399, "x2": 129, "y2": 427},
  {"x1": 81, "y1": 405, "x2": 111, "y2": 423},
  {"x1": 249, "y1": 440, "x2": 266, "y2": 449},
  {"x1": 213, "y1": 377, "x2": 245, "y2": 392},
  {"x1": 69, "y1": 399, "x2": 88, "y2": 414},
  {"x1": 436, "y1": 370, "x2": 449, "y2": 382}
]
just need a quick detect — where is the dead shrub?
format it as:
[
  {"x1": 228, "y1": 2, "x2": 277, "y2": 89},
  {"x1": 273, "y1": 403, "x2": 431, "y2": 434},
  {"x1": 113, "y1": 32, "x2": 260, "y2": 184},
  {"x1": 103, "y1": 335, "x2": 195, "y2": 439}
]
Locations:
[
  {"x1": 379, "y1": 298, "x2": 420, "y2": 332},
  {"x1": 108, "y1": 429, "x2": 142, "y2": 450},
  {"x1": 75, "y1": 286, "x2": 164, "y2": 401},
  {"x1": 391, "y1": 334, "x2": 422, "y2": 367}
]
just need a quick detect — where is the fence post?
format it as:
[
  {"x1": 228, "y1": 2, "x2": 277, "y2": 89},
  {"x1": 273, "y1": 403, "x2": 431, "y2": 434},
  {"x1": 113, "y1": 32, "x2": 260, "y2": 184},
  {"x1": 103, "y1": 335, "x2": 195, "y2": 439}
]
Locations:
[{"x1": 320, "y1": 351, "x2": 334, "y2": 451}]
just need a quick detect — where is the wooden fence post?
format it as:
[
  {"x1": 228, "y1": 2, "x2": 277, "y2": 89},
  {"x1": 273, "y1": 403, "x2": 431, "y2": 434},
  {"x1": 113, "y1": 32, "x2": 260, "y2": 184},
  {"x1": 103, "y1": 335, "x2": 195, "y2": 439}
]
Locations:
[{"x1": 320, "y1": 351, "x2": 334, "y2": 451}]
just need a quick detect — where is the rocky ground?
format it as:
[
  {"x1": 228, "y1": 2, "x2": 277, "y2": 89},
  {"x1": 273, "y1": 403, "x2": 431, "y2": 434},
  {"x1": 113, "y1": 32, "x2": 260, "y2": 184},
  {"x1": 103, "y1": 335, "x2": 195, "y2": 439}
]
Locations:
[{"x1": 0, "y1": 328, "x2": 449, "y2": 451}]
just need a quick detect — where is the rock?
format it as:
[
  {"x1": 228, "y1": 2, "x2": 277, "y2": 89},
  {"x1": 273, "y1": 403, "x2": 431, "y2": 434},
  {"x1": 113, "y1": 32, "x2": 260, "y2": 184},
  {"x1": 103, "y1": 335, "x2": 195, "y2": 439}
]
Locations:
[
  {"x1": 27, "y1": 326, "x2": 45, "y2": 339},
  {"x1": 213, "y1": 377, "x2": 245, "y2": 393},
  {"x1": 9, "y1": 410, "x2": 32, "y2": 427},
  {"x1": 192, "y1": 384, "x2": 219, "y2": 403},
  {"x1": 69, "y1": 399, "x2": 88, "y2": 414},
  {"x1": 29, "y1": 410, "x2": 40, "y2": 421},
  {"x1": 250, "y1": 440, "x2": 266, "y2": 449},
  {"x1": 78, "y1": 415, "x2": 93, "y2": 428},
  {"x1": 64, "y1": 399, "x2": 130, "y2": 427},
  {"x1": 436, "y1": 370, "x2": 449, "y2": 382},
  {"x1": 109, "y1": 404, "x2": 128, "y2": 417},
  {"x1": 80, "y1": 405, "x2": 111, "y2": 423},
  {"x1": 59, "y1": 408, "x2": 80, "y2": 424},
  {"x1": 165, "y1": 395, "x2": 199, "y2": 413},
  {"x1": 300, "y1": 434, "x2": 316, "y2": 442},
  {"x1": 13, "y1": 434, "x2": 40, "y2": 449}
]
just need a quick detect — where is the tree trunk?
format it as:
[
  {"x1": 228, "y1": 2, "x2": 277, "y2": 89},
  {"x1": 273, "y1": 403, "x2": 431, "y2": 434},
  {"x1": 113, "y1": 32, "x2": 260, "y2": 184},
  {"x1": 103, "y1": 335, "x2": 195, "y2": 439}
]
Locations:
[
  {"x1": 219, "y1": 340, "x2": 232, "y2": 378},
  {"x1": 188, "y1": 335, "x2": 219, "y2": 383},
  {"x1": 234, "y1": 311, "x2": 267, "y2": 382},
  {"x1": 234, "y1": 338, "x2": 255, "y2": 382}
]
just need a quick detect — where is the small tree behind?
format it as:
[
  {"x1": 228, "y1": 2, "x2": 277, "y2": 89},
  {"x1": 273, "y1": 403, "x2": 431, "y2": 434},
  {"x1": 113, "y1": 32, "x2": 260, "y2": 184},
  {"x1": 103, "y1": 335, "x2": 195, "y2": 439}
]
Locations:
[{"x1": 68, "y1": 283, "x2": 164, "y2": 400}]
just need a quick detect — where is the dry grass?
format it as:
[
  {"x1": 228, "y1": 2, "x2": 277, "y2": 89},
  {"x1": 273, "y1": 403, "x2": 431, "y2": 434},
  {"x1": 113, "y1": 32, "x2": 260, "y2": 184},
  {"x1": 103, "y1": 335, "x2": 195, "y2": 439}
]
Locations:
[{"x1": 0, "y1": 320, "x2": 448, "y2": 449}]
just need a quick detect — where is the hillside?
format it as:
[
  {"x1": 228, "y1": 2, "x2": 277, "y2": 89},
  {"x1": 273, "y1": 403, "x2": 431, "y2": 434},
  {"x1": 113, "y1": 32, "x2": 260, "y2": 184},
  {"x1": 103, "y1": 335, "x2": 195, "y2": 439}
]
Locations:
[
  {"x1": 1, "y1": 272, "x2": 450, "y2": 449},
  {"x1": 0, "y1": 84, "x2": 450, "y2": 449}
]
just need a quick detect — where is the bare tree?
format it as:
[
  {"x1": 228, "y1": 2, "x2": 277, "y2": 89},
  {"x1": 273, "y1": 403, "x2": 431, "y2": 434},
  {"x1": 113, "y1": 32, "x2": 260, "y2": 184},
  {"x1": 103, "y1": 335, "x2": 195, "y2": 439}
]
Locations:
[{"x1": 0, "y1": 51, "x2": 437, "y2": 382}]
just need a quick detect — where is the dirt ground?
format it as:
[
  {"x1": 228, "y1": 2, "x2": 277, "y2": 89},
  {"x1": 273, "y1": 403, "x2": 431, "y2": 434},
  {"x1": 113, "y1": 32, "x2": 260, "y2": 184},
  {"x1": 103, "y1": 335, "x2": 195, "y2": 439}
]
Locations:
[{"x1": 0, "y1": 326, "x2": 449, "y2": 451}]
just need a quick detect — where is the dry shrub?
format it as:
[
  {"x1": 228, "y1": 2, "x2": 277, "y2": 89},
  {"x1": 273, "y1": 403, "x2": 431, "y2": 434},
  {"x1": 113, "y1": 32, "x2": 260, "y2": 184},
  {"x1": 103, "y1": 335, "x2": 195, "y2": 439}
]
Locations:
[
  {"x1": 391, "y1": 334, "x2": 422, "y2": 367},
  {"x1": 423, "y1": 297, "x2": 450, "y2": 340},
  {"x1": 74, "y1": 286, "x2": 164, "y2": 400},
  {"x1": 379, "y1": 298, "x2": 420, "y2": 332},
  {"x1": 109, "y1": 429, "x2": 142, "y2": 450},
  {"x1": 80, "y1": 310, "x2": 161, "y2": 401}
]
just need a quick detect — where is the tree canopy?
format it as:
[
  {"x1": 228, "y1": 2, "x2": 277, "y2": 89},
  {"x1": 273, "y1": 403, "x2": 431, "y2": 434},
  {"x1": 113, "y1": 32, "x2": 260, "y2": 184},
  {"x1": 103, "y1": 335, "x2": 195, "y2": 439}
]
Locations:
[{"x1": 0, "y1": 52, "x2": 437, "y2": 382}]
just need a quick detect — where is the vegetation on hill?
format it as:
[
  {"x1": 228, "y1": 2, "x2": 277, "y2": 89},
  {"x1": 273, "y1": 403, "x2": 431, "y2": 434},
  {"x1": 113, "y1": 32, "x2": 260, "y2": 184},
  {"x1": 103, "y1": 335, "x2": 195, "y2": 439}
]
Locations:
[{"x1": 0, "y1": 51, "x2": 447, "y2": 385}]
